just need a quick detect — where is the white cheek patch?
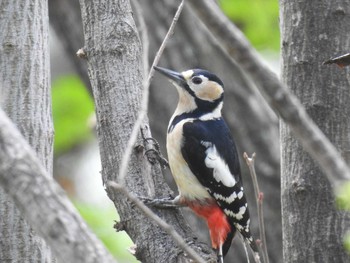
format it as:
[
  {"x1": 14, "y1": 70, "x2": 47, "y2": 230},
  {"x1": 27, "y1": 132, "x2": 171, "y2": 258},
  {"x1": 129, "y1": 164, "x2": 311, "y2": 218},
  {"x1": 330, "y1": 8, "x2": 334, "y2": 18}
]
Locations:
[{"x1": 202, "y1": 142, "x2": 236, "y2": 187}]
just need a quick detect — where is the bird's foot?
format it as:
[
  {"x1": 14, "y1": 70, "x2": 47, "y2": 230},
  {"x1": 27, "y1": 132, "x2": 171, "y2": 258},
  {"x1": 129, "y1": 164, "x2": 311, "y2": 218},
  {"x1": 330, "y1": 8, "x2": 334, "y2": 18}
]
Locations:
[{"x1": 139, "y1": 126, "x2": 169, "y2": 169}]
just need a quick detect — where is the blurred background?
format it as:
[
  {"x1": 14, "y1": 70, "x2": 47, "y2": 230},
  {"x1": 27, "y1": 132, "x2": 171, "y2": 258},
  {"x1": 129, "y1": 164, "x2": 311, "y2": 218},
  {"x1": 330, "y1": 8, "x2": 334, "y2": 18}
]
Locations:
[{"x1": 50, "y1": 0, "x2": 280, "y2": 262}]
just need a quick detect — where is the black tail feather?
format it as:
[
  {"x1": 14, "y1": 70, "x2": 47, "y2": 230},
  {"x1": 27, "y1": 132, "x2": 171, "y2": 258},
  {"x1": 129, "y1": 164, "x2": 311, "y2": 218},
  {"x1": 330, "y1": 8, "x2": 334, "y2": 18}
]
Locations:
[{"x1": 222, "y1": 228, "x2": 236, "y2": 257}]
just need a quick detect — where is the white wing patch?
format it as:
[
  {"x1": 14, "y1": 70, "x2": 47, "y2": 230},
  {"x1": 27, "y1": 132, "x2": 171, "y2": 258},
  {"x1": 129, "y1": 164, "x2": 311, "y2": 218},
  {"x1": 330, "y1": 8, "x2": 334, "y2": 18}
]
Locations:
[
  {"x1": 202, "y1": 141, "x2": 236, "y2": 187},
  {"x1": 213, "y1": 192, "x2": 238, "y2": 204}
]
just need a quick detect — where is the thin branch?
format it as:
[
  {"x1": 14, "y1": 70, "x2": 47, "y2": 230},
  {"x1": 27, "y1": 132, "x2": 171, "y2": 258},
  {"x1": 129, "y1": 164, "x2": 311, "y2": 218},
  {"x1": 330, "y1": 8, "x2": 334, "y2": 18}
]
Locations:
[
  {"x1": 118, "y1": 0, "x2": 185, "y2": 184},
  {"x1": 244, "y1": 153, "x2": 269, "y2": 263},
  {"x1": 131, "y1": 0, "x2": 150, "y2": 76},
  {"x1": 107, "y1": 181, "x2": 206, "y2": 263},
  {"x1": 188, "y1": 0, "x2": 350, "y2": 188}
]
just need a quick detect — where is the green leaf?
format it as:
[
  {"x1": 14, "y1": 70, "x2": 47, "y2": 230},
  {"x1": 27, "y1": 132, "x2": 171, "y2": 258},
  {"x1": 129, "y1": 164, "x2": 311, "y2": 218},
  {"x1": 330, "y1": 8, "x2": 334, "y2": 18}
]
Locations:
[
  {"x1": 52, "y1": 75, "x2": 94, "y2": 154},
  {"x1": 219, "y1": 0, "x2": 280, "y2": 51},
  {"x1": 336, "y1": 182, "x2": 350, "y2": 210},
  {"x1": 345, "y1": 232, "x2": 350, "y2": 252}
]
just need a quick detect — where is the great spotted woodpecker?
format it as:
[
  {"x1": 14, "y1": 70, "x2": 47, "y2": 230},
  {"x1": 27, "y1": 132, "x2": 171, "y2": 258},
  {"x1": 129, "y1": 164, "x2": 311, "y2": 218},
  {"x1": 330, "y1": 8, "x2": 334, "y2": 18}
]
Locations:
[{"x1": 153, "y1": 66, "x2": 259, "y2": 262}]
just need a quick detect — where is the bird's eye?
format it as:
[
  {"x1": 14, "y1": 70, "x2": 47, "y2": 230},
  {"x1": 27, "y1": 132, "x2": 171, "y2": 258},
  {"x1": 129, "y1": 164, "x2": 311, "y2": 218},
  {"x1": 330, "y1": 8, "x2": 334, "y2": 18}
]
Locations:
[{"x1": 191, "y1": 76, "x2": 202, "y2": 85}]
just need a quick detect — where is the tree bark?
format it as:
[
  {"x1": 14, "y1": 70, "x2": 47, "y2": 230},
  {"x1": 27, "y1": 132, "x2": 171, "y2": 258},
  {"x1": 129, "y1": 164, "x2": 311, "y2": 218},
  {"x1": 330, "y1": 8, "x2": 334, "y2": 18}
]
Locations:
[
  {"x1": 78, "y1": 0, "x2": 216, "y2": 262},
  {"x1": 0, "y1": 109, "x2": 117, "y2": 263},
  {"x1": 280, "y1": 1, "x2": 350, "y2": 262},
  {"x1": 0, "y1": 0, "x2": 54, "y2": 261}
]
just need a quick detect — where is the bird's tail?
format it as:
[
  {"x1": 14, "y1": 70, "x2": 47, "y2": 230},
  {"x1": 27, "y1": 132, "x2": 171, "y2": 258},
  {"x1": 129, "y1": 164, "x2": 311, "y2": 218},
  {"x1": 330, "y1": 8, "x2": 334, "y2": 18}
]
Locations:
[{"x1": 222, "y1": 228, "x2": 235, "y2": 256}]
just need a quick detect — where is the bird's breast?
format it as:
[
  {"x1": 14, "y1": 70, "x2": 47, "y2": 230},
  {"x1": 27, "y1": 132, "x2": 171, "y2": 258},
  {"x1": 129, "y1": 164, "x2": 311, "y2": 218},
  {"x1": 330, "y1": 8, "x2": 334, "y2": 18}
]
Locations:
[{"x1": 166, "y1": 118, "x2": 211, "y2": 201}]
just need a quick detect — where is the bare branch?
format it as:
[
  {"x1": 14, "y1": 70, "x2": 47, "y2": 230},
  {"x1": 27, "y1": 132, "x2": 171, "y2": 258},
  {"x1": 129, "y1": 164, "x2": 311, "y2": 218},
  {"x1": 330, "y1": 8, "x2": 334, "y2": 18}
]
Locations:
[
  {"x1": 131, "y1": 0, "x2": 150, "y2": 76},
  {"x1": 244, "y1": 153, "x2": 269, "y2": 263},
  {"x1": 107, "y1": 181, "x2": 206, "y2": 263},
  {"x1": 118, "y1": 0, "x2": 185, "y2": 184},
  {"x1": 188, "y1": 0, "x2": 350, "y2": 188},
  {"x1": 0, "y1": 108, "x2": 116, "y2": 263}
]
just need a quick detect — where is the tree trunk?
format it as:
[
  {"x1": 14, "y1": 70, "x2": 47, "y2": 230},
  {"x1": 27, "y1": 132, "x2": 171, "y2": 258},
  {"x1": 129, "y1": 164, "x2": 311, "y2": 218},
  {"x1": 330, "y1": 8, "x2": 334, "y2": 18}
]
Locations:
[
  {"x1": 78, "y1": 0, "x2": 216, "y2": 262},
  {"x1": 0, "y1": 0, "x2": 55, "y2": 261},
  {"x1": 280, "y1": 1, "x2": 350, "y2": 262},
  {"x1": 51, "y1": 0, "x2": 282, "y2": 261}
]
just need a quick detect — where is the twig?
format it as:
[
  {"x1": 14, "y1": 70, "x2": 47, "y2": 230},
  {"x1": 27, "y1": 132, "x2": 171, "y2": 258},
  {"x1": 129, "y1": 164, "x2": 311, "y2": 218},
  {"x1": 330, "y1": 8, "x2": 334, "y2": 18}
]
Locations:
[
  {"x1": 244, "y1": 153, "x2": 269, "y2": 263},
  {"x1": 107, "y1": 181, "x2": 206, "y2": 263},
  {"x1": 188, "y1": 0, "x2": 350, "y2": 188},
  {"x1": 118, "y1": 0, "x2": 185, "y2": 184},
  {"x1": 242, "y1": 241, "x2": 250, "y2": 263},
  {"x1": 131, "y1": 0, "x2": 150, "y2": 76}
]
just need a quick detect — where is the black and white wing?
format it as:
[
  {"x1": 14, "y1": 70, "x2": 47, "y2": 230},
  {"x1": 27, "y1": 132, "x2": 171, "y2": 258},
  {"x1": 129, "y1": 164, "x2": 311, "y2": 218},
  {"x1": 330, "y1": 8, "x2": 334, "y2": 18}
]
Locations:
[{"x1": 181, "y1": 118, "x2": 257, "y2": 253}]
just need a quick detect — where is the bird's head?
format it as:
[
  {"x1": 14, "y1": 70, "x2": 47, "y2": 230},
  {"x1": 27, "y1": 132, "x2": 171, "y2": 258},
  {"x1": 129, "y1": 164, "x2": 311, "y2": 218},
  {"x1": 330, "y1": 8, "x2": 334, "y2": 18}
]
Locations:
[{"x1": 154, "y1": 66, "x2": 224, "y2": 115}]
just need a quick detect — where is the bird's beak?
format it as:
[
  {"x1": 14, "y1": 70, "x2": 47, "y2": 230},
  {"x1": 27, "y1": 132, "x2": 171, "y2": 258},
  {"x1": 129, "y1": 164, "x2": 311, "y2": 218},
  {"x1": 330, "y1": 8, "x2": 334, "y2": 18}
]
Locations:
[{"x1": 154, "y1": 66, "x2": 186, "y2": 87}]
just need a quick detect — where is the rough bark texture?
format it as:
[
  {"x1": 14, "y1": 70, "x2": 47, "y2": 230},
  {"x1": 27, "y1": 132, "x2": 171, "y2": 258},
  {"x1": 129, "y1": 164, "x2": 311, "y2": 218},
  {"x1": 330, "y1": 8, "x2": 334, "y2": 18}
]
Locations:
[
  {"x1": 280, "y1": 1, "x2": 350, "y2": 262},
  {"x1": 0, "y1": 109, "x2": 117, "y2": 263},
  {"x1": 0, "y1": 0, "x2": 54, "y2": 261},
  {"x1": 78, "y1": 0, "x2": 216, "y2": 262}
]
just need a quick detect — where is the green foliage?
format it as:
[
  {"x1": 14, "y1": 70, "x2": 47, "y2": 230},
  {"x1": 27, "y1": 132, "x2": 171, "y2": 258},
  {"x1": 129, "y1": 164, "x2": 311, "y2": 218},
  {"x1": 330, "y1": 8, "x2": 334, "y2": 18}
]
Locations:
[
  {"x1": 336, "y1": 182, "x2": 350, "y2": 252},
  {"x1": 52, "y1": 75, "x2": 94, "y2": 154},
  {"x1": 336, "y1": 182, "x2": 350, "y2": 211},
  {"x1": 75, "y1": 202, "x2": 138, "y2": 262},
  {"x1": 345, "y1": 233, "x2": 350, "y2": 253},
  {"x1": 219, "y1": 0, "x2": 280, "y2": 51}
]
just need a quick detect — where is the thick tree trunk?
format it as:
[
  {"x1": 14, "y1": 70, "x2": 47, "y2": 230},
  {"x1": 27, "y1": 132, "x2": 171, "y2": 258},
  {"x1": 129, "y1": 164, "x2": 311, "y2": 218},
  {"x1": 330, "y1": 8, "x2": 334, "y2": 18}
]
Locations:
[
  {"x1": 78, "y1": 0, "x2": 216, "y2": 262},
  {"x1": 280, "y1": 1, "x2": 350, "y2": 262},
  {"x1": 0, "y1": 0, "x2": 55, "y2": 261},
  {"x1": 51, "y1": 0, "x2": 282, "y2": 261}
]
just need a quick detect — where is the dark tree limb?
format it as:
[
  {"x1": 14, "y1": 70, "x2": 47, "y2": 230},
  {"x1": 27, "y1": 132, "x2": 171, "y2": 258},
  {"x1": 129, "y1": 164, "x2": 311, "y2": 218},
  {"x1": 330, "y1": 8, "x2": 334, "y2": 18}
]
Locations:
[{"x1": 49, "y1": 0, "x2": 92, "y2": 95}]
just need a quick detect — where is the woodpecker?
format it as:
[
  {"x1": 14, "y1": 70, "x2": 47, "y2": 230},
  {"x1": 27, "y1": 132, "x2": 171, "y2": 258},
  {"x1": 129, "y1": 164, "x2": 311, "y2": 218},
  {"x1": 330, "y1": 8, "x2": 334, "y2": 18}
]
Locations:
[{"x1": 153, "y1": 66, "x2": 259, "y2": 262}]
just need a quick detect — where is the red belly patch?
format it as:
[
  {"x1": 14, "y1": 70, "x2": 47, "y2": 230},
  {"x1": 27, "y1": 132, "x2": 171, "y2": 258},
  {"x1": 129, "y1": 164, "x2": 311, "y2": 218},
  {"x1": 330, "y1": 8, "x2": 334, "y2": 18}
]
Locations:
[{"x1": 187, "y1": 201, "x2": 231, "y2": 249}]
